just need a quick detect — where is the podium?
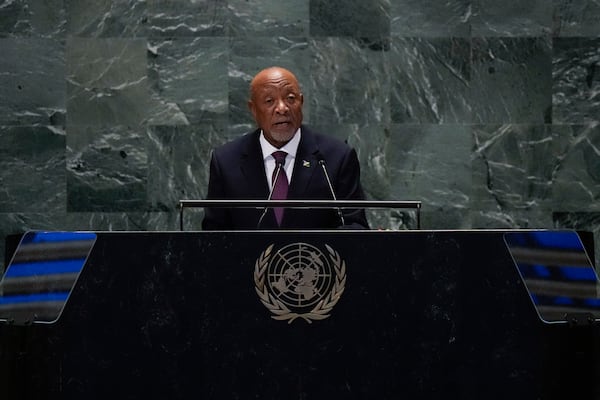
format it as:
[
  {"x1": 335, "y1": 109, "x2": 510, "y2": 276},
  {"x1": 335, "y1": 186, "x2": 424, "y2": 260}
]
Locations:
[{"x1": 1, "y1": 230, "x2": 599, "y2": 399}]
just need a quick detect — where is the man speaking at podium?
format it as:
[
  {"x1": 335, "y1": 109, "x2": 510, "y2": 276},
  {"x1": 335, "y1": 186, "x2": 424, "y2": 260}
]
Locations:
[{"x1": 202, "y1": 66, "x2": 369, "y2": 230}]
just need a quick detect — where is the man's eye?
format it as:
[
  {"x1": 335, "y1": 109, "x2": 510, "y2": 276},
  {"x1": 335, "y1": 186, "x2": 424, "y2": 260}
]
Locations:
[
  {"x1": 265, "y1": 99, "x2": 274, "y2": 104},
  {"x1": 287, "y1": 96, "x2": 296, "y2": 103}
]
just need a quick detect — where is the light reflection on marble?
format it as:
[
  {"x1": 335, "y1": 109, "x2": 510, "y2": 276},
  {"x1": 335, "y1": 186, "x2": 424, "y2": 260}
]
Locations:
[{"x1": 552, "y1": 38, "x2": 600, "y2": 124}]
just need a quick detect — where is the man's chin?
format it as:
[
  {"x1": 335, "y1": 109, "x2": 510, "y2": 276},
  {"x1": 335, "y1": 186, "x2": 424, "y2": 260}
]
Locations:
[{"x1": 267, "y1": 127, "x2": 297, "y2": 144}]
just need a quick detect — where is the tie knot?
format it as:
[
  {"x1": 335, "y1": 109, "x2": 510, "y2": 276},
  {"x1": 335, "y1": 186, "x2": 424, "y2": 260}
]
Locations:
[{"x1": 272, "y1": 151, "x2": 287, "y2": 166}]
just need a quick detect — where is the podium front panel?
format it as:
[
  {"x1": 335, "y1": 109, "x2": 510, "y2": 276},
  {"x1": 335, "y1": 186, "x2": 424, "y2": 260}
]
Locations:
[{"x1": 1, "y1": 230, "x2": 598, "y2": 399}]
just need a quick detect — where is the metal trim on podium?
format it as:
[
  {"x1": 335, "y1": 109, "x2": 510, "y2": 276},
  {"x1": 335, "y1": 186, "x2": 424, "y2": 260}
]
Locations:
[{"x1": 178, "y1": 199, "x2": 422, "y2": 230}]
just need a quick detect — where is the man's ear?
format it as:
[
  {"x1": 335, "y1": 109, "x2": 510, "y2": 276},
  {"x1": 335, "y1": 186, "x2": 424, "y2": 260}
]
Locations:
[{"x1": 248, "y1": 99, "x2": 256, "y2": 118}]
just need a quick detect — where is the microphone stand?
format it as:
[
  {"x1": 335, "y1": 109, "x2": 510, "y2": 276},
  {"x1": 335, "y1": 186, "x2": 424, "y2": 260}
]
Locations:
[
  {"x1": 256, "y1": 160, "x2": 284, "y2": 229},
  {"x1": 318, "y1": 159, "x2": 345, "y2": 226}
]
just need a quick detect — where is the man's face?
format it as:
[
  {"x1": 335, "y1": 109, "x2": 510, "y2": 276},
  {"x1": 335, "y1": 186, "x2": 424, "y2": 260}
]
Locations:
[{"x1": 248, "y1": 68, "x2": 304, "y2": 148}]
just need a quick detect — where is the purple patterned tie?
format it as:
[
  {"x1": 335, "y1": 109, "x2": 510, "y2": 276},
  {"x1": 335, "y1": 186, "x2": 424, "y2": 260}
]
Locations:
[{"x1": 271, "y1": 151, "x2": 288, "y2": 226}]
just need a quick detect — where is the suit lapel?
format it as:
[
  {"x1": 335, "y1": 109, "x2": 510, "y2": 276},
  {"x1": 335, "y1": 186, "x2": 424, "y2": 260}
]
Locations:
[
  {"x1": 240, "y1": 129, "x2": 270, "y2": 198},
  {"x1": 288, "y1": 126, "x2": 320, "y2": 198}
]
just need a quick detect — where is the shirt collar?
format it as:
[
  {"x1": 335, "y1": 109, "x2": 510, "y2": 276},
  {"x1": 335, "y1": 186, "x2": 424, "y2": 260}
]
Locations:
[{"x1": 259, "y1": 128, "x2": 301, "y2": 161}]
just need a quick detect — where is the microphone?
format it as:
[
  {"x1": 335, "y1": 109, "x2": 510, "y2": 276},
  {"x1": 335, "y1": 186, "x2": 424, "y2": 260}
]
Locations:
[
  {"x1": 317, "y1": 155, "x2": 345, "y2": 226},
  {"x1": 256, "y1": 159, "x2": 284, "y2": 229}
]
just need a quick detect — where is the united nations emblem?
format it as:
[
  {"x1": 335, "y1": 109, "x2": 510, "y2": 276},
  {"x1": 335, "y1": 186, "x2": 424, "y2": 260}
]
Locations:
[{"x1": 254, "y1": 242, "x2": 346, "y2": 323}]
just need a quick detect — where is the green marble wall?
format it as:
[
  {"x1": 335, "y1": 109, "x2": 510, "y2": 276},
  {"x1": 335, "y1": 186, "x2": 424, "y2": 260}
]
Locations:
[{"x1": 1, "y1": 0, "x2": 599, "y2": 269}]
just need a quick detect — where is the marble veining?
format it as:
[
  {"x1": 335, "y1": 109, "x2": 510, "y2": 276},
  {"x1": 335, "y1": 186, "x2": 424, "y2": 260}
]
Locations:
[{"x1": 0, "y1": 0, "x2": 599, "y2": 270}]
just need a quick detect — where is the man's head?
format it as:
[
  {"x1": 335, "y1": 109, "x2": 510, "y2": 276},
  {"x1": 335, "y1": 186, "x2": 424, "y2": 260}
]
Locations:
[{"x1": 248, "y1": 66, "x2": 304, "y2": 148}]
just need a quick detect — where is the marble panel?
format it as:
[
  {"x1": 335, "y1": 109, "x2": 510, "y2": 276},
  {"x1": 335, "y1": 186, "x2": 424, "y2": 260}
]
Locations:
[
  {"x1": 552, "y1": 124, "x2": 600, "y2": 211},
  {"x1": 64, "y1": 0, "x2": 147, "y2": 38},
  {"x1": 0, "y1": 126, "x2": 66, "y2": 213},
  {"x1": 309, "y1": 37, "x2": 390, "y2": 125},
  {"x1": 471, "y1": 124, "x2": 559, "y2": 214},
  {"x1": 471, "y1": 37, "x2": 552, "y2": 124},
  {"x1": 471, "y1": 209, "x2": 556, "y2": 230},
  {"x1": 552, "y1": 37, "x2": 600, "y2": 124},
  {"x1": 0, "y1": 0, "x2": 65, "y2": 38},
  {"x1": 66, "y1": 126, "x2": 148, "y2": 211},
  {"x1": 390, "y1": 0, "x2": 471, "y2": 37},
  {"x1": 309, "y1": 0, "x2": 390, "y2": 38},
  {"x1": 229, "y1": 36, "x2": 311, "y2": 125},
  {"x1": 390, "y1": 37, "x2": 471, "y2": 124},
  {"x1": 421, "y1": 209, "x2": 474, "y2": 230},
  {"x1": 228, "y1": 0, "x2": 309, "y2": 36},
  {"x1": 0, "y1": 38, "x2": 65, "y2": 126},
  {"x1": 553, "y1": 0, "x2": 600, "y2": 36},
  {"x1": 146, "y1": 0, "x2": 228, "y2": 37},
  {"x1": 66, "y1": 38, "x2": 151, "y2": 126},
  {"x1": 471, "y1": 0, "x2": 552, "y2": 36},
  {"x1": 148, "y1": 37, "x2": 228, "y2": 125},
  {"x1": 147, "y1": 122, "x2": 229, "y2": 212},
  {"x1": 387, "y1": 124, "x2": 472, "y2": 229}
]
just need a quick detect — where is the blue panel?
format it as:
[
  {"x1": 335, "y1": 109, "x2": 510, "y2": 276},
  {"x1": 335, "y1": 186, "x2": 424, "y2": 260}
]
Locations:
[
  {"x1": 532, "y1": 264, "x2": 551, "y2": 278},
  {"x1": 505, "y1": 231, "x2": 600, "y2": 323},
  {"x1": 0, "y1": 292, "x2": 70, "y2": 305},
  {"x1": 23, "y1": 231, "x2": 96, "y2": 244},
  {"x1": 559, "y1": 265, "x2": 598, "y2": 281},
  {"x1": 4, "y1": 259, "x2": 87, "y2": 277},
  {"x1": 530, "y1": 231, "x2": 582, "y2": 250},
  {"x1": 553, "y1": 296, "x2": 574, "y2": 305},
  {"x1": 0, "y1": 231, "x2": 97, "y2": 324}
]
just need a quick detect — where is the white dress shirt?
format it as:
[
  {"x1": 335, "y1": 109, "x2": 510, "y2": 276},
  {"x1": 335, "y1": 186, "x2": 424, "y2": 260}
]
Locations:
[{"x1": 259, "y1": 128, "x2": 301, "y2": 191}]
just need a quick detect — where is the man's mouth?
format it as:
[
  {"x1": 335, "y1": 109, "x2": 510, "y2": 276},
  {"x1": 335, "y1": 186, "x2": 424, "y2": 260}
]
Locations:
[{"x1": 274, "y1": 121, "x2": 290, "y2": 126}]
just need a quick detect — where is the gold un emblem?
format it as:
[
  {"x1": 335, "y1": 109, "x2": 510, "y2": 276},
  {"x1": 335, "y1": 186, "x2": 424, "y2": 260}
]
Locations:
[{"x1": 254, "y1": 242, "x2": 346, "y2": 323}]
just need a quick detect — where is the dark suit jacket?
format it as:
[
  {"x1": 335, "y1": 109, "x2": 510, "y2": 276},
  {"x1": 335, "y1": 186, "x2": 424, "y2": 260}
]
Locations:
[{"x1": 202, "y1": 125, "x2": 369, "y2": 230}]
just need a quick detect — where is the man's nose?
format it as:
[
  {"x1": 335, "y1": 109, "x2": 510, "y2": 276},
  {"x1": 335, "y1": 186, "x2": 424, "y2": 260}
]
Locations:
[{"x1": 275, "y1": 99, "x2": 289, "y2": 113}]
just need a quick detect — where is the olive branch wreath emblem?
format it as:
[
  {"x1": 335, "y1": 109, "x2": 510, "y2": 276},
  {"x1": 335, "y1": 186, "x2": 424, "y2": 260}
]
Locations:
[{"x1": 254, "y1": 243, "x2": 346, "y2": 323}]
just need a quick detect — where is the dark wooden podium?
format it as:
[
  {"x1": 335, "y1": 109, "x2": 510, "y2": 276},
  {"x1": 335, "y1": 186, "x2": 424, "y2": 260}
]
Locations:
[{"x1": 1, "y1": 230, "x2": 599, "y2": 399}]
